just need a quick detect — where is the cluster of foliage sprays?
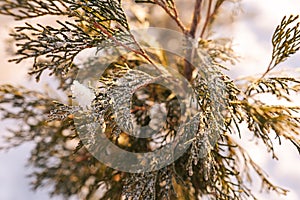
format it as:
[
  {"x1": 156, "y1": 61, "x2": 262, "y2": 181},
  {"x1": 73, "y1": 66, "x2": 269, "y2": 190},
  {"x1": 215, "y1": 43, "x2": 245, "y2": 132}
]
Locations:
[{"x1": 0, "y1": 0, "x2": 300, "y2": 199}]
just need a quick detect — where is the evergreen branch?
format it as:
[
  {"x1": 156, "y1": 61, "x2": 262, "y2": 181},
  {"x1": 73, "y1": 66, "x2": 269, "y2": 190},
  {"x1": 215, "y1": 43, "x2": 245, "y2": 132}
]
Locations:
[
  {"x1": 246, "y1": 77, "x2": 300, "y2": 100},
  {"x1": 108, "y1": 69, "x2": 160, "y2": 133},
  {"x1": 198, "y1": 38, "x2": 238, "y2": 64},
  {"x1": 0, "y1": 0, "x2": 70, "y2": 20},
  {"x1": 0, "y1": 85, "x2": 123, "y2": 199},
  {"x1": 261, "y1": 15, "x2": 300, "y2": 78},
  {"x1": 4, "y1": 0, "x2": 131, "y2": 81},
  {"x1": 66, "y1": 0, "x2": 129, "y2": 30},
  {"x1": 231, "y1": 100, "x2": 300, "y2": 158},
  {"x1": 10, "y1": 21, "x2": 96, "y2": 81},
  {"x1": 1, "y1": 1, "x2": 299, "y2": 199}
]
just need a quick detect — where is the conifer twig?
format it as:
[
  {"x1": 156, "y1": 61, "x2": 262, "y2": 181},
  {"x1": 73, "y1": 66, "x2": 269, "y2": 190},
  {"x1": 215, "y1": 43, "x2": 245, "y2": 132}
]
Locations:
[
  {"x1": 152, "y1": 0, "x2": 187, "y2": 33},
  {"x1": 93, "y1": 22, "x2": 161, "y2": 73}
]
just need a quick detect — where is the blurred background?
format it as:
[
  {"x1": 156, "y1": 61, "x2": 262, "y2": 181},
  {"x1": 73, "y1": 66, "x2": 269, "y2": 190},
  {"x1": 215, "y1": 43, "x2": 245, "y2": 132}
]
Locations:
[{"x1": 0, "y1": 0, "x2": 299, "y2": 199}]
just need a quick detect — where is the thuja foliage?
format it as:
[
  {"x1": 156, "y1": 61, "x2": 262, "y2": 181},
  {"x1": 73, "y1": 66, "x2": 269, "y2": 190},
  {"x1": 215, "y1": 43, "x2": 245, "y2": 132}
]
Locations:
[{"x1": 0, "y1": 0, "x2": 300, "y2": 199}]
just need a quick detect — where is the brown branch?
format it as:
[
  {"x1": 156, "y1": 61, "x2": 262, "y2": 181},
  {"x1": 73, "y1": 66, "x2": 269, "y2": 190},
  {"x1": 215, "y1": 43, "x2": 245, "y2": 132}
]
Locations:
[
  {"x1": 153, "y1": 0, "x2": 187, "y2": 33},
  {"x1": 93, "y1": 22, "x2": 163, "y2": 73},
  {"x1": 189, "y1": 0, "x2": 203, "y2": 38},
  {"x1": 200, "y1": 0, "x2": 213, "y2": 38},
  {"x1": 259, "y1": 59, "x2": 274, "y2": 80},
  {"x1": 183, "y1": 0, "x2": 203, "y2": 81}
]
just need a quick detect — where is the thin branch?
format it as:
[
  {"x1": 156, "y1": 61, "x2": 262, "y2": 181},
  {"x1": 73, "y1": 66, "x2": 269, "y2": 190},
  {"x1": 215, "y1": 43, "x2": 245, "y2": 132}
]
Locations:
[
  {"x1": 153, "y1": 0, "x2": 187, "y2": 33},
  {"x1": 200, "y1": 0, "x2": 213, "y2": 38},
  {"x1": 189, "y1": 0, "x2": 202, "y2": 38},
  {"x1": 259, "y1": 59, "x2": 274, "y2": 79},
  {"x1": 260, "y1": 15, "x2": 300, "y2": 80},
  {"x1": 93, "y1": 22, "x2": 163, "y2": 74}
]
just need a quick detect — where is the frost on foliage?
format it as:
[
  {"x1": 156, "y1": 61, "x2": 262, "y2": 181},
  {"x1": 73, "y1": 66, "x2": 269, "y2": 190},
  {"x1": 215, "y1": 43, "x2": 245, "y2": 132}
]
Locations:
[
  {"x1": 194, "y1": 50, "x2": 228, "y2": 136},
  {"x1": 109, "y1": 69, "x2": 158, "y2": 134},
  {"x1": 71, "y1": 80, "x2": 96, "y2": 109},
  {"x1": 186, "y1": 115, "x2": 216, "y2": 178},
  {"x1": 123, "y1": 167, "x2": 177, "y2": 200},
  {"x1": 123, "y1": 172, "x2": 157, "y2": 200},
  {"x1": 185, "y1": 49, "x2": 229, "y2": 177}
]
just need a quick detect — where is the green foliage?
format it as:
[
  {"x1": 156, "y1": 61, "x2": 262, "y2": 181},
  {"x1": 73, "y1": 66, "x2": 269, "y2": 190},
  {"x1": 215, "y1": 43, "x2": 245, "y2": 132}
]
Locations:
[
  {"x1": 1, "y1": 0, "x2": 130, "y2": 81},
  {"x1": 0, "y1": 1, "x2": 300, "y2": 200}
]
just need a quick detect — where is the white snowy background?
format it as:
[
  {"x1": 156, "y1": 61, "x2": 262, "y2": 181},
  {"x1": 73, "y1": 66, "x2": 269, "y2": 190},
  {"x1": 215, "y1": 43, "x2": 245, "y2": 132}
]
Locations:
[{"x1": 0, "y1": 0, "x2": 299, "y2": 199}]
